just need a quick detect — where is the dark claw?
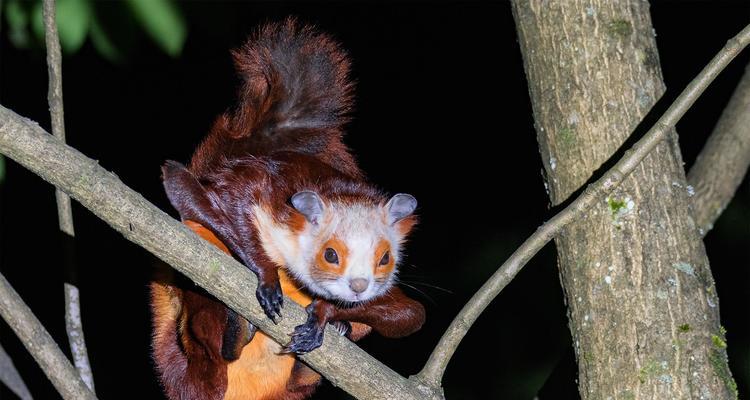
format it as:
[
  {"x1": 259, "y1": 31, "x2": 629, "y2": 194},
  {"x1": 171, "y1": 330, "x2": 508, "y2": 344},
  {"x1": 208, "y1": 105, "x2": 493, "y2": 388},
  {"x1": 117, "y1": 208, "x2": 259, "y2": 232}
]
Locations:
[
  {"x1": 282, "y1": 313, "x2": 326, "y2": 354},
  {"x1": 256, "y1": 281, "x2": 283, "y2": 323}
]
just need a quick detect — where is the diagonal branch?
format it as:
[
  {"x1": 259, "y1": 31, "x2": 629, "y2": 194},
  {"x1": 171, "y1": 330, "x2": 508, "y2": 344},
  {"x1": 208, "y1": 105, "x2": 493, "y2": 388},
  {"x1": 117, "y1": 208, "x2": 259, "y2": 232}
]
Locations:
[
  {"x1": 688, "y1": 60, "x2": 750, "y2": 235},
  {"x1": 414, "y1": 23, "x2": 750, "y2": 387},
  {"x1": 0, "y1": 272, "x2": 97, "y2": 400},
  {"x1": 0, "y1": 342, "x2": 33, "y2": 400},
  {"x1": 0, "y1": 107, "x2": 442, "y2": 400},
  {"x1": 42, "y1": 0, "x2": 95, "y2": 391}
]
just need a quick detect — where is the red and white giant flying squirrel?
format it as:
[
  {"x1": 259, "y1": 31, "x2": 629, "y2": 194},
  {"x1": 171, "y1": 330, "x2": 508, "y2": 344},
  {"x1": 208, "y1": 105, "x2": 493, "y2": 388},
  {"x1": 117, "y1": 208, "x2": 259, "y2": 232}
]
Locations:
[{"x1": 150, "y1": 18, "x2": 426, "y2": 400}]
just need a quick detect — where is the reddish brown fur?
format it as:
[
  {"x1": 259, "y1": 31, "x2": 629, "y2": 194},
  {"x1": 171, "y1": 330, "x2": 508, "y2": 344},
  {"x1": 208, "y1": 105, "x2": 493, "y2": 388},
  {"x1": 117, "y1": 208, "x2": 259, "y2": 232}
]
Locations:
[
  {"x1": 310, "y1": 288, "x2": 425, "y2": 338},
  {"x1": 151, "y1": 269, "x2": 229, "y2": 400},
  {"x1": 188, "y1": 18, "x2": 361, "y2": 181},
  {"x1": 155, "y1": 18, "x2": 425, "y2": 400},
  {"x1": 396, "y1": 215, "x2": 418, "y2": 237},
  {"x1": 153, "y1": 223, "x2": 323, "y2": 400}
]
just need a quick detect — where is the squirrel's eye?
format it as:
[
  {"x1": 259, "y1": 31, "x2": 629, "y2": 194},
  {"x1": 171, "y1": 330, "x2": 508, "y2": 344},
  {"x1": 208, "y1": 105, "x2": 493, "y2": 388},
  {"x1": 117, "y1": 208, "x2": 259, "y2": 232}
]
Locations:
[
  {"x1": 379, "y1": 251, "x2": 390, "y2": 266},
  {"x1": 324, "y1": 248, "x2": 339, "y2": 264}
]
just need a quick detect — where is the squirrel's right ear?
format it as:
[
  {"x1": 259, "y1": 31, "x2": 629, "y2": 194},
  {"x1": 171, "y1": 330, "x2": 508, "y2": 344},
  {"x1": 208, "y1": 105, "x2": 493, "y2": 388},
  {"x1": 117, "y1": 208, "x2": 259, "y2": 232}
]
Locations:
[
  {"x1": 291, "y1": 191, "x2": 325, "y2": 225},
  {"x1": 162, "y1": 161, "x2": 209, "y2": 221},
  {"x1": 385, "y1": 194, "x2": 417, "y2": 225}
]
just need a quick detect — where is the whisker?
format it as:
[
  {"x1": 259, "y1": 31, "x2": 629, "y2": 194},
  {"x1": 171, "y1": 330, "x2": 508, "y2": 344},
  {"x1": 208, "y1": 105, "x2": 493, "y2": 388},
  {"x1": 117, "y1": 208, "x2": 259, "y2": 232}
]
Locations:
[
  {"x1": 397, "y1": 279, "x2": 453, "y2": 294},
  {"x1": 396, "y1": 280, "x2": 437, "y2": 305}
]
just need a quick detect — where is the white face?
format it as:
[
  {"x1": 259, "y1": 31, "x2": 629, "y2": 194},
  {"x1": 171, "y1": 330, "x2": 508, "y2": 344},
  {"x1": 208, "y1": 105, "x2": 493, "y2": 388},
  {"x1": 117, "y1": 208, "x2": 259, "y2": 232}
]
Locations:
[
  {"x1": 252, "y1": 194, "x2": 416, "y2": 304},
  {"x1": 293, "y1": 202, "x2": 405, "y2": 303}
]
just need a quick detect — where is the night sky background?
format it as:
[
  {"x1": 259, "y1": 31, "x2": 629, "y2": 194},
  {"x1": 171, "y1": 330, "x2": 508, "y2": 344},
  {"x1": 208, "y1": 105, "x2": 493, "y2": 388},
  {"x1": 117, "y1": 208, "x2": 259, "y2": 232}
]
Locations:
[{"x1": 1, "y1": 1, "x2": 749, "y2": 399}]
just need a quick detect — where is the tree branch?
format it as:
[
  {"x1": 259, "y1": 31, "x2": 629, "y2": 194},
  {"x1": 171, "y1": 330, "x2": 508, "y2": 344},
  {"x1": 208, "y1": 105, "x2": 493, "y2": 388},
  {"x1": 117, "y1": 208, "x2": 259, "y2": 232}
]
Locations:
[
  {"x1": 0, "y1": 272, "x2": 97, "y2": 400},
  {"x1": 43, "y1": 0, "x2": 74, "y2": 235},
  {"x1": 415, "y1": 23, "x2": 750, "y2": 387},
  {"x1": 0, "y1": 342, "x2": 33, "y2": 400},
  {"x1": 0, "y1": 107, "x2": 442, "y2": 400},
  {"x1": 42, "y1": 0, "x2": 95, "y2": 391},
  {"x1": 688, "y1": 60, "x2": 750, "y2": 235}
]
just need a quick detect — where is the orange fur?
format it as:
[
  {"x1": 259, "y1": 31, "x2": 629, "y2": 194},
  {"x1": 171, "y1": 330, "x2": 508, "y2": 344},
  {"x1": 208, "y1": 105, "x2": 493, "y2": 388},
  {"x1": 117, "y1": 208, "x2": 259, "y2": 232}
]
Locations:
[
  {"x1": 287, "y1": 213, "x2": 307, "y2": 234},
  {"x1": 150, "y1": 273, "x2": 184, "y2": 371},
  {"x1": 314, "y1": 237, "x2": 348, "y2": 275},
  {"x1": 396, "y1": 216, "x2": 417, "y2": 237},
  {"x1": 184, "y1": 221, "x2": 320, "y2": 400},
  {"x1": 152, "y1": 221, "x2": 381, "y2": 399},
  {"x1": 374, "y1": 239, "x2": 394, "y2": 276}
]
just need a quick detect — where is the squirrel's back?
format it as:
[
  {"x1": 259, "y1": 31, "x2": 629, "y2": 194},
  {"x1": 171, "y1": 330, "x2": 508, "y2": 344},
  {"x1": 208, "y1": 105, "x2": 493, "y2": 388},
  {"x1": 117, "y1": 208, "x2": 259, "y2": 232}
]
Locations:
[{"x1": 189, "y1": 18, "x2": 361, "y2": 179}]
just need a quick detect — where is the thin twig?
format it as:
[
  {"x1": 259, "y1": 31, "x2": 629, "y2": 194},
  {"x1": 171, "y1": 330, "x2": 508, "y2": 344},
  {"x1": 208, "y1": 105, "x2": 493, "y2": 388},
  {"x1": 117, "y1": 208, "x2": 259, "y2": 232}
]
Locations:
[
  {"x1": 63, "y1": 283, "x2": 94, "y2": 390},
  {"x1": 42, "y1": 0, "x2": 95, "y2": 391},
  {"x1": 688, "y1": 60, "x2": 750, "y2": 235},
  {"x1": 0, "y1": 273, "x2": 97, "y2": 400},
  {"x1": 0, "y1": 342, "x2": 33, "y2": 400},
  {"x1": 0, "y1": 107, "x2": 442, "y2": 400},
  {"x1": 414, "y1": 23, "x2": 750, "y2": 387}
]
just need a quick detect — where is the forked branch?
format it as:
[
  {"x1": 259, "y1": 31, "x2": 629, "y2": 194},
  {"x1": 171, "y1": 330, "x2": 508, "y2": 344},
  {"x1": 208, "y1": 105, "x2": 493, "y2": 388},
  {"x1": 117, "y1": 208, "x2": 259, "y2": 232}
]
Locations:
[
  {"x1": 0, "y1": 273, "x2": 97, "y2": 400},
  {"x1": 415, "y1": 23, "x2": 750, "y2": 386},
  {"x1": 2, "y1": 15, "x2": 749, "y2": 400}
]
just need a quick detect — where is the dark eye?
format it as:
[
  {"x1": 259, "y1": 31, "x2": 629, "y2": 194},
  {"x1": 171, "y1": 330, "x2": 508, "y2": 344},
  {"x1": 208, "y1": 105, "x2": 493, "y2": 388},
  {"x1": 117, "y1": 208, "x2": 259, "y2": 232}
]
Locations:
[
  {"x1": 324, "y1": 248, "x2": 339, "y2": 264},
  {"x1": 379, "y1": 251, "x2": 390, "y2": 266}
]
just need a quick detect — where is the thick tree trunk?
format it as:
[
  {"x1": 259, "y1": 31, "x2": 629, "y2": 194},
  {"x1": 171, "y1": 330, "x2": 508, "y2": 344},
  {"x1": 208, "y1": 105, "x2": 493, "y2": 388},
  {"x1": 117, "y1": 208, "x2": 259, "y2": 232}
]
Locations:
[{"x1": 512, "y1": 1, "x2": 737, "y2": 399}]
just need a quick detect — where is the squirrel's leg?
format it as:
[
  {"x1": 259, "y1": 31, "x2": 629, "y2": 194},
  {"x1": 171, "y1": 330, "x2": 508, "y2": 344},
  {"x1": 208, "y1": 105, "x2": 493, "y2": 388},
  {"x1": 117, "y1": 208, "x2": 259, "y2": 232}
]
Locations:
[
  {"x1": 284, "y1": 287, "x2": 425, "y2": 354},
  {"x1": 162, "y1": 161, "x2": 284, "y2": 322}
]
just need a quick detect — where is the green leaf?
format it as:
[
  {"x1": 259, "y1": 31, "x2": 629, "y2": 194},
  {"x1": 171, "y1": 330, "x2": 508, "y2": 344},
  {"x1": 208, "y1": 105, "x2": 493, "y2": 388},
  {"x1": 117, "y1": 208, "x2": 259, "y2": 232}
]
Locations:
[
  {"x1": 30, "y1": 1, "x2": 43, "y2": 45},
  {"x1": 126, "y1": 0, "x2": 186, "y2": 57},
  {"x1": 31, "y1": 0, "x2": 92, "y2": 54},
  {"x1": 5, "y1": 0, "x2": 31, "y2": 48},
  {"x1": 89, "y1": 13, "x2": 121, "y2": 62},
  {"x1": 56, "y1": 0, "x2": 92, "y2": 53},
  {"x1": 5, "y1": 0, "x2": 28, "y2": 30}
]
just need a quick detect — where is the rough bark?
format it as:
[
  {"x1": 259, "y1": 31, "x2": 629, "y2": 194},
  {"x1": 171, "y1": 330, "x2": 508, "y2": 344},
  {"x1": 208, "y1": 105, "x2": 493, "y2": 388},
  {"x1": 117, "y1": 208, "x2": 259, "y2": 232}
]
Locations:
[
  {"x1": 42, "y1": 0, "x2": 95, "y2": 390},
  {"x1": 688, "y1": 61, "x2": 750, "y2": 235},
  {"x1": 512, "y1": 1, "x2": 737, "y2": 399},
  {"x1": 0, "y1": 343, "x2": 33, "y2": 400},
  {"x1": 0, "y1": 106, "x2": 442, "y2": 400},
  {"x1": 0, "y1": 273, "x2": 97, "y2": 400}
]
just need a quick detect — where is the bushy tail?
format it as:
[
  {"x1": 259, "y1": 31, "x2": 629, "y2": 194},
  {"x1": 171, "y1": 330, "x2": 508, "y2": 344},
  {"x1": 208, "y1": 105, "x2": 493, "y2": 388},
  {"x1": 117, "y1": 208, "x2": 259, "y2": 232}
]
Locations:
[
  {"x1": 231, "y1": 18, "x2": 353, "y2": 136},
  {"x1": 189, "y1": 18, "x2": 358, "y2": 178}
]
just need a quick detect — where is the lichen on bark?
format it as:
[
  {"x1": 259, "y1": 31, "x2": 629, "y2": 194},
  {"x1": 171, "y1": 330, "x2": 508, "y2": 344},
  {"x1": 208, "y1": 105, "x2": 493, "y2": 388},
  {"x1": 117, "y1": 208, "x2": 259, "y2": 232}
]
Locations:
[{"x1": 512, "y1": 1, "x2": 737, "y2": 398}]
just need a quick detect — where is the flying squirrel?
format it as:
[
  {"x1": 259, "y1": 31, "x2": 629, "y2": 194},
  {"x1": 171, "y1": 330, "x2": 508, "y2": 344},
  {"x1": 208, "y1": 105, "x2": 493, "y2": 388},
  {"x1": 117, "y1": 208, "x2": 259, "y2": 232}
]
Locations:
[{"x1": 150, "y1": 18, "x2": 426, "y2": 400}]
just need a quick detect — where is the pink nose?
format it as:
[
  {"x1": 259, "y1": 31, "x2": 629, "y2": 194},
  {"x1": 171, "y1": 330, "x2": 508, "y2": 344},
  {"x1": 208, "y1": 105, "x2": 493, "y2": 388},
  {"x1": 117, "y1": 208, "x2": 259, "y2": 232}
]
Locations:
[{"x1": 349, "y1": 278, "x2": 369, "y2": 294}]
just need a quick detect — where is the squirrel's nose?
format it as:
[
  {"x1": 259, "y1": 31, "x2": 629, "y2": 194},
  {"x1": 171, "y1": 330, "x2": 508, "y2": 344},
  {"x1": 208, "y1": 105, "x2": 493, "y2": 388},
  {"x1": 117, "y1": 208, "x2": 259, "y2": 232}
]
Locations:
[{"x1": 349, "y1": 278, "x2": 369, "y2": 294}]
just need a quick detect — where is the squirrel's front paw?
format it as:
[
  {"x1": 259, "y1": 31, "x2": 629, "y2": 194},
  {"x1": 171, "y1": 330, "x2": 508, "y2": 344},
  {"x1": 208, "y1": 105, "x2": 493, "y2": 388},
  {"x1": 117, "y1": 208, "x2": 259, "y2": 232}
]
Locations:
[
  {"x1": 331, "y1": 321, "x2": 352, "y2": 337},
  {"x1": 256, "y1": 281, "x2": 283, "y2": 323},
  {"x1": 283, "y1": 314, "x2": 325, "y2": 354}
]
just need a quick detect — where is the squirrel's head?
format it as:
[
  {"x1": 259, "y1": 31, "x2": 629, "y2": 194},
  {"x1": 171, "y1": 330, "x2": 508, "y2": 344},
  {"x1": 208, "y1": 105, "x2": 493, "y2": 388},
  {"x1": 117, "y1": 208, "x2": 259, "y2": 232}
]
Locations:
[{"x1": 287, "y1": 191, "x2": 417, "y2": 303}]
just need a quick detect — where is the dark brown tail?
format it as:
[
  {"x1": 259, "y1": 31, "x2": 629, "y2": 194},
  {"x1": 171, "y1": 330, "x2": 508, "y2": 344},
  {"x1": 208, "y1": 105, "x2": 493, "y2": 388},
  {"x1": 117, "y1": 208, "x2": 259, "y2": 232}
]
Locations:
[{"x1": 188, "y1": 18, "x2": 359, "y2": 178}]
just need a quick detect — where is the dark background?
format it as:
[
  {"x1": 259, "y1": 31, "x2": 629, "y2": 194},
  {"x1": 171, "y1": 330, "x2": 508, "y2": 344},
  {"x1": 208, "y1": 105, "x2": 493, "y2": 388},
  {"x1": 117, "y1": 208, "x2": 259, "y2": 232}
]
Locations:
[{"x1": 1, "y1": 1, "x2": 749, "y2": 399}]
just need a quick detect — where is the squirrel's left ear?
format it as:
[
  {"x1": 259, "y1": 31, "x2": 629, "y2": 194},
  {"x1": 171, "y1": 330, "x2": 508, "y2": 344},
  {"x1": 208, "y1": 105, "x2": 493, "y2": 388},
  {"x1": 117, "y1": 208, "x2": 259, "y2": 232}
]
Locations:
[
  {"x1": 385, "y1": 194, "x2": 417, "y2": 225},
  {"x1": 291, "y1": 191, "x2": 325, "y2": 225}
]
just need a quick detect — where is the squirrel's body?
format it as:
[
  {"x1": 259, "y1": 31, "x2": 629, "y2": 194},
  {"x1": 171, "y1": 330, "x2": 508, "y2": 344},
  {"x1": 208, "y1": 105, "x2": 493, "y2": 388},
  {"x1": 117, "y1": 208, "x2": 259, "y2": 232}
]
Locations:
[{"x1": 151, "y1": 19, "x2": 425, "y2": 400}]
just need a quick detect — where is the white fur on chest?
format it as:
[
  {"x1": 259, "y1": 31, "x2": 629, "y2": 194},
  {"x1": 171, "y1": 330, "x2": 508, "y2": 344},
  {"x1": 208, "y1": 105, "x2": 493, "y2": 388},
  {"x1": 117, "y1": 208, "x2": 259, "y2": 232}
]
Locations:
[{"x1": 251, "y1": 206, "x2": 302, "y2": 270}]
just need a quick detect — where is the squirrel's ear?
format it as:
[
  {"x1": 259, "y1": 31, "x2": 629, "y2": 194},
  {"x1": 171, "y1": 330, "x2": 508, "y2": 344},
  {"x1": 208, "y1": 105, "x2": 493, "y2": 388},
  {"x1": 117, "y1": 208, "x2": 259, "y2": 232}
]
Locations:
[
  {"x1": 291, "y1": 191, "x2": 325, "y2": 225},
  {"x1": 385, "y1": 194, "x2": 417, "y2": 225},
  {"x1": 162, "y1": 160, "x2": 206, "y2": 220}
]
